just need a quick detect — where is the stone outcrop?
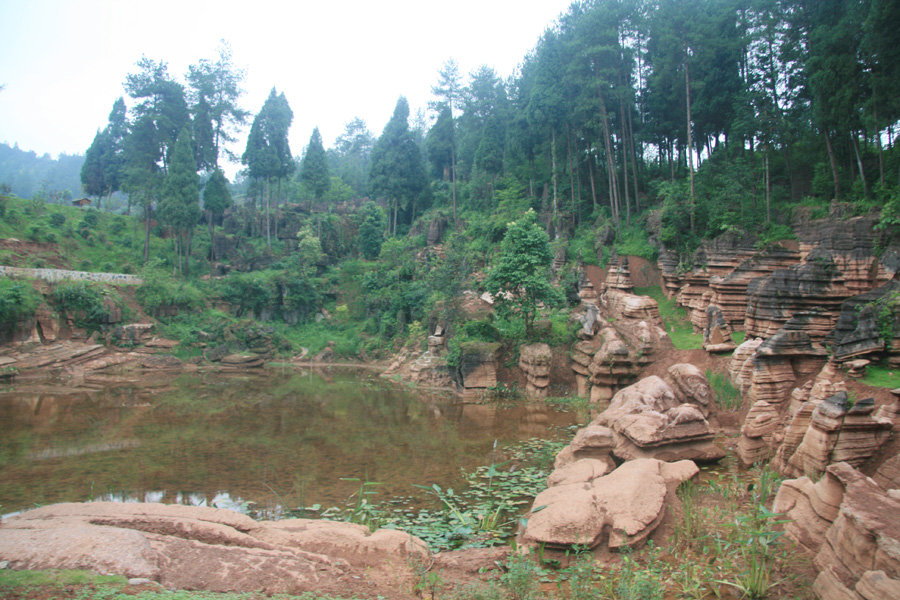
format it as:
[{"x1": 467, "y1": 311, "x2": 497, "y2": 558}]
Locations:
[
  {"x1": 519, "y1": 458, "x2": 698, "y2": 552},
  {"x1": 830, "y1": 280, "x2": 900, "y2": 366},
  {"x1": 603, "y1": 257, "x2": 634, "y2": 293},
  {"x1": 703, "y1": 304, "x2": 735, "y2": 353},
  {"x1": 519, "y1": 343, "x2": 552, "y2": 399},
  {"x1": 737, "y1": 400, "x2": 782, "y2": 466},
  {"x1": 574, "y1": 364, "x2": 724, "y2": 463},
  {"x1": 452, "y1": 341, "x2": 501, "y2": 398},
  {"x1": 777, "y1": 391, "x2": 895, "y2": 479},
  {"x1": 553, "y1": 425, "x2": 617, "y2": 472},
  {"x1": 660, "y1": 216, "x2": 897, "y2": 348},
  {"x1": 744, "y1": 249, "x2": 850, "y2": 340},
  {"x1": 0, "y1": 502, "x2": 428, "y2": 596},
  {"x1": 571, "y1": 274, "x2": 673, "y2": 402},
  {"x1": 773, "y1": 463, "x2": 900, "y2": 600},
  {"x1": 736, "y1": 328, "x2": 829, "y2": 406}
]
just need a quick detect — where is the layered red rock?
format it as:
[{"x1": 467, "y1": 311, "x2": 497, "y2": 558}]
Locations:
[
  {"x1": 829, "y1": 280, "x2": 900, "y2": 365},
  {"x1": 603, "y1": 257, "x2": 635, "y2": 293},
  {"x1": 453, "y1": 341, "x2": 501, "y2": 398},
  {"x1": 737, "y1": 400, "x2": 782, "y2": 466},
  {"x1": 744, "y1": 249, "x2": 850, "y2": 340},
  {"x1": 519, "y1": 343, "x2": 552, "y2": 399},
  {"x1": 773, "y1": 462, "x2": 900, "y2": 600},
  {"x1": 588, "y1": 365, "x2": 724, "y2": 463},
  {"x1": 781, "y1": 392, "x2": 895, "y2": 478},
  {"x1": 746, "y1": 329, "x2": 828, "y2": 405}
]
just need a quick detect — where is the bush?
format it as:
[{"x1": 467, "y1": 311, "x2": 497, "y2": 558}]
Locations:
[
  {"x1": 136, "y1": 272, "x2": 204, "y2": 312},
  {"x1": 50, "y1": 281, "x2": 112, "y2": 331},
  {"x1": 0, "y1": 279, "x2": 41, "y2": 325},
  {"x1": 48, "y1": 213, "x2": 66, "y2": 228}
]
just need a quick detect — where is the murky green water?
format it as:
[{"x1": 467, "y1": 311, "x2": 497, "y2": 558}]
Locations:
[{"x1": 0, "y1": 368, "x2": 577, "y2": 517}]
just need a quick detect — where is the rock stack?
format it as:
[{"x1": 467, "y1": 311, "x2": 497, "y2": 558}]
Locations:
[
  {"x1": 776, "y1": 391, "x2": 895, "y2": 478},
  {"x1": 519, "y1": 343, "x2": 552, "y2": 399}
]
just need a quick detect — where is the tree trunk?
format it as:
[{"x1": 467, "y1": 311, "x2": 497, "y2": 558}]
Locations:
[
  {"x1": 588, "y1": 146, "x2": 598, "y2": 212},
  {"x1": 684, "y1": 42, "x2": 696, "y2": 235},
  {"x1": 567, "y1": 124, "x2": 576, "y2": 233},
  {"x1": 620, "y1": 97, "x2": 630, "y2": 227},
  {"x1": 765, "y1": 150, "x2": 771, "y2": 225},
  {"x1": 852, "y1": 133, "x2": 869, "y2": 198},
  {"x1": 627, "y1": 106, "x2": 640, "y2": 212},
  {"x1": 824, "y1": 131, "x2": 841, "y2": 200},
  {"x1": 208, "y1": 210, "x2": 215, "y2": 262},
  {"x1": 551, "y1": 129, "x2": 559, "y2": 236},
  {"x1": 265, "y1": 176, "x2": 271, "y2": 251},
  {"x1": 451, "y1": 143, "x2": 458, "y2": 229},
  {"x1": 598, "y1": 87, "x2": 619, "y2": 230},
  {"x1": 143, "y1": 204, "x2": 152, "y2": 264}
]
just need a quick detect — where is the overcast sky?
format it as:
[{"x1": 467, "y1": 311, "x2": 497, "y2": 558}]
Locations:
[{"x1": 0, "y1": 0, "x2": 573, "y2": 177}]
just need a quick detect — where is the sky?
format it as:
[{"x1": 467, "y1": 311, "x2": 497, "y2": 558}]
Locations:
[{"x1": 0, "y1": 0, "x2": 574, "y2": 178}]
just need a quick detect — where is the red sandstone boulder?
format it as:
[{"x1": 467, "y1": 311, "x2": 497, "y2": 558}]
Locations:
[{"x1": 519, "y1": 458, "x2": 698, "y2": 552}]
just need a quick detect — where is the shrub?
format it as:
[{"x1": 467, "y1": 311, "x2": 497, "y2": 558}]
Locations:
[
  {"x1": 48, "y1": 213, "x2": 66, "y2": 228},
  {"x1": 0, "y1": 279, "x2": 41, "y2": 325},
  {"x1": 136, "y1": 272, "x2": 204, "y2": 313},
  {"x1": 50, "y1": 281, "x2": 112, "y2": 331}
]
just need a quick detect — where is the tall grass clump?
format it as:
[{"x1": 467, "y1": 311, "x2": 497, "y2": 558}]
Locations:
[{"x1": 707, "y1": 369, "x2": 742, "y2": 410}]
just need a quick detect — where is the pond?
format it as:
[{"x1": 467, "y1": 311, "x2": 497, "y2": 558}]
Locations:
[{"x1": 0, "y1": 368, "x2": 579, "y2": 518}]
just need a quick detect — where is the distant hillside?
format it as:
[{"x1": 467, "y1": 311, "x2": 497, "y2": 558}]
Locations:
[{"x1": 0, "y1": 142, "x2": 84, "y2": 200}]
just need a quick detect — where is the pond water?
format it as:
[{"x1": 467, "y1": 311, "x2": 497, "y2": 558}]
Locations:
[{"x1": 0, "y1": 368, "x2": 579, "y2": 518}]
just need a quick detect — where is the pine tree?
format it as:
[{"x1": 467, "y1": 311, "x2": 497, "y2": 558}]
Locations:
[
  {"x1": 368, "y1": 97, "x2": 428, "y2": 235},
  {"x1": 300, "y1": 127, "x2": 330, "y2": 204},
  {"x1": 203, "y1": 168, "x2": 232, "y2": 262},
  {"x1": 160, "y1": 128, "x2": 201, "y2": 275}
]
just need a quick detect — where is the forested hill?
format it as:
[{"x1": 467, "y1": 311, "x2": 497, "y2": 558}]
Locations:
[
  {"x1": 0, "y1": 142, "x2": 83, "y2": 202},
  {"x1": 2, "y1": 0, "x2": 900, "y2": 361}
]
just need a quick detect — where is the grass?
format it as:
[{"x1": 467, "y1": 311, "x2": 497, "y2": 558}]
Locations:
[
  {"x1": 707, "y1": 369, "x2": 743, "y2": 410},
  {"x1": 861, "y1": 362, "x2": 899, "y2": 388},
  {"x1": 634, "y1": 285, "x2": 703, "y2": 350},
  {"x1": 0, "y1": 570, "x2": 373, "y2": 599}
]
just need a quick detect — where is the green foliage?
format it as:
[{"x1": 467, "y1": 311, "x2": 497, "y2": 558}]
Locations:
[
  {"x1": 0, "y1": 278, "x2": 41, "y2": 325},
  {"x1": 300, "y1": 127, "x2": 331, "y2": 201},
  {"x1": 50, "y1": 281, "x2": 118, "y2": 331},
  {"x1": 615, "y1": 224, "x2": 658, "y2": 262},
  {"x1": 368, "y1": 96, "x2": 428, "y2": 233},
  {"x1": 862, "y1": 362, "x2": 900, "y2": 388},
  {"x1": 634, "y1": 286, "x2": 703, "y2": 350},
  {"x1": 707, "y1": 369, "x2": 743, "y2": 410},
  {"x1": 483, "y1": 209, "x2": 562, "y2": 336},
  {"x1": 203, "y1": 168, "x2": 232, "y2": 217},
  {"x1": 136, "y1": 270, "x2": 204, "y2": 312},
  {"x1": 357, "y1": 201, "x2": 385, "y2": 260}
]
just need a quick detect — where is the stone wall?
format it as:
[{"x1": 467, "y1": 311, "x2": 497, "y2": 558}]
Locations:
[{"x1": 0, "y1": 266, "x2": 142, "y2": 286}]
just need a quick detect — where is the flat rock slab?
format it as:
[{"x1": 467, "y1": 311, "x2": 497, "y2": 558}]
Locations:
[{"x1": 0, "y1": 502, "x2": 428, "y2": 596}]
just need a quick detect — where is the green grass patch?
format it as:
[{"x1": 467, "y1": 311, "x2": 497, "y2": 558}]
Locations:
[
  {"x1": 0, "y1": 569, "x2": 378, "y2": 599},
  {"x1": 861, "y1": 363, "x2": 900, "y2": 389},
  {"x1": 706, "y1": 369, "x2": 743, "y2": 410},
  {"x1": 634, "y1": 285, "x2": 703, "y2": 350},
  {"x1": 732, "y1": 330, "x2": 746, "y2": 346}
]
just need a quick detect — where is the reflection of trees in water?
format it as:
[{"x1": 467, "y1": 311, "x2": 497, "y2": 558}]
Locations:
[{"x1": 0, "y1": 370, "x2": 576, "y2": 515}]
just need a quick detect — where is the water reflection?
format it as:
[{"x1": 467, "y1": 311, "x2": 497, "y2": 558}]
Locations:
[{"x1": 0, "y1": 369, "x2": 577, "y2": 517}]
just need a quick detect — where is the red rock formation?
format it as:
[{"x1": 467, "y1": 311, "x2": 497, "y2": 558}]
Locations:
[
  {"x1": 519, "y1": 343, "x2": 552, "y2": 399},
  {"x1": 0, "y1": 502, "x2": 427, "y2": 596},
  {"x1": 519, "y1": 458, "x2": 698, "y2": 552},
  {"x1": 737, "y1": 400, "x2": 782, "y2": 466},
  {"x1": 780, "y1": 392, "x2": 895, "y2": 478},
  {"x1": 773, "y1": 463, "x2": 900, "y2": 600}
]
